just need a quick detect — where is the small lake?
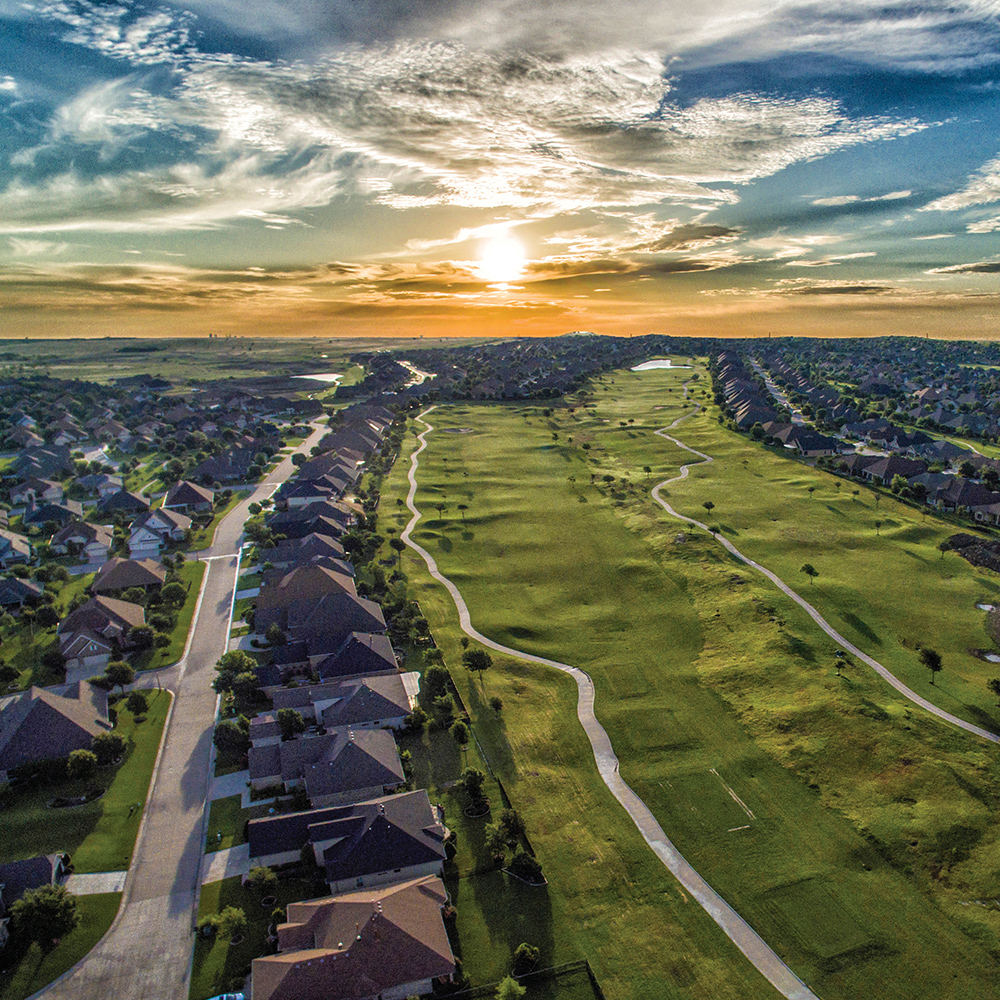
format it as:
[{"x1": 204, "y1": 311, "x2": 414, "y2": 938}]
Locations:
[
  {"x1": 293, "y1": 372, "x2": 343, "y2": 383},
  {"x1": 631, "y1": 359, "x2": 693, "y2": 371}
]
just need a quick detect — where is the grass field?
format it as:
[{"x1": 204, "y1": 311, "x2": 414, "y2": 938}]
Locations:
[
  {"x1": 190, "y1": 874, "x2": 324, "y2": 1000},
  {"x1": 0, "y1": 892, "x2": 121, "y2": 1000},
  {"x1": 2, "y1": 688, "x2": 171, "y2": 872},
  {"x1": 190, "y1": 491, "x2": 251, "y2": 550},
  {"x1": 132, "y1": 561, "x2": 206, "y2": 670},
  {"x1": 389, "y1": 374, "x2": 1000, "y2": 1000}
]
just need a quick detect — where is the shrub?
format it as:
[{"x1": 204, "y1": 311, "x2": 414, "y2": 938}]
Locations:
[
  {"x1": 508, "y1": 851, "x2": 543, "y2": 883},
  {"x1": 67, "y1": 748, "x2": 98, "y2": 781},
  {"x1": 10, "y1": 885, "x2": 80, "y2": 945},
  {"x1": 512, "y1": 942, "x2": 540, "y2": 976},
  {"x1": 245, "y1": 866, "x2": 278, "y2": 898},
  {"x1": 126, "y1": 690, "x2": 149, "y2": 716},
  {"x1": 91, "y1": 732, "x2": 125, "y2": 765}
]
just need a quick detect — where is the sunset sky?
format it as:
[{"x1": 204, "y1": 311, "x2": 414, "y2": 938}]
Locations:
[{"x1": 2, "y1": 0, "x2": 1000, "y2": 339}]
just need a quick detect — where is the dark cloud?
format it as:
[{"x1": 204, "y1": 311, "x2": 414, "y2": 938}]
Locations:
[
  {"x1": 639, "y1": 224, "x2": 740, "y2": 252},
  {"x1": 927, "y1": 260, "x2": 1000, "y2": 273}
]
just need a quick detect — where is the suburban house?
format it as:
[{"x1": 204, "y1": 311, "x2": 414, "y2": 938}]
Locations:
[
  {"x1": 22, "y1": 500, "x2": 84, "y2": 529},
  {"x1": 257, "y1": 533, "x2": 349, "y2": 571},
  {"x1": 58, "y1": 595, "x2": 145, "y2": 672},
  {"x1": 248, "y1": 789, "x2": 448, "y2": 892},
  {"x1": 11, "y1": 478, "x2": 64, "y2": 506},
  {"x1": 129, "y1": 508, "x2": 192, "y2": 558},
  {"x1": 162, "y1": 480, "x2": 215, "y2": 513},
  {"x1": 0, "y1": 529, "x2": 32, "y2": 568},
  {"x1": 248, "y1": 727, "x2": 404, "y2": 806},
  {"x1": 91, "y1": 557, "x2": 166, "y2": 594},
  {"x1": 50, "y1": 521, "x2": 113, "y2": 565},
  {"x1": 0, "y1": 576, "x2": 43, "y2": 613},
  {"x1": 250, "y1": 875, "x2": 455, "y2": 1000},
  {"x1": 97, "y1": 489, "x2": 151, "y2": 517},
  {"x1": 0, "y1": 681, "x2": 111, "y2": 779},
  {"x1": 260, "y1": 674, "x2": 417, "y2": 734},
  {"x1": 74, "y1": 473, "x2": 123, "y2": 499}
]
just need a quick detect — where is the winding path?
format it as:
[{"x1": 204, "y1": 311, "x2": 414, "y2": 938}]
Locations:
[
  {"x1": 650, "y1": 391, "x2": 1000, "y2": 746},
  {"x1": 401, "y1": 407, "x2": 819, "y2": 1000}
]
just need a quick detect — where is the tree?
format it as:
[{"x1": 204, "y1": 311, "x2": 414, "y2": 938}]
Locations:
[
  {"x1": 245, "y1": 866, "x2": 278, "y2": 899},
  {"x1": 213, "y1": 718, "x2": 250, "y2": 755},
  {"x1": 989, "y1": 677, "x2": 1000, "y2": 706},
  {"x1": 160, "y1": 582, "x2": 187, "y2": 606},
  {"x1": 231, "y1": 671, "x2": 262, "y2": 703},
  {"x1": 495, "y1": 977, "x2": 526, "y2": 1000},
  {"x1": 513, "y1": 942, "x2": 541, "y2": 976},
  {"x1": 215, "y1": 905, "x2": 248, "y2": 941},
  {"x1": 129, "y1": 625, "x2": 155, "y2": 651},
  {"x1": 277, "y1": 707, "x2": 307, "y2": 741},
  {"x1": 489, "y1": 695, "x2": 504, "y2": 714},
  {"x1": 960, "y1": 460, "x2": 977, "y2": 479},
  {"x1": 67, "y1": 748, "x2": 98, "y2": 781},
  {"x1": 702, "y1": 501, "x2": 715, "y2": 515},
  {"x1": 0, "y1": 662, "x2": 19, "y2": 687},
  {"x1": 265, "y1": 622, "x2": 286, "y2": 646},
  {"x1": 919, "y1": 647, "x2": 943, "y2": 685},
  {"x1": 800, "y1": 563, "x2": 818, "y2": 586},
  {"x1": 807, "y1": 486, "x2": 816, "y2": 499},
  {"x1": 874, "y1": 520, "x2": 882, "y2": 536},
  {"x1": 937, "y1": 539, "x2": 950, "y2": 560},
  {"x1": 10, "y1": 885, "x2": 80, "y2": 946},
  {"x1": 126, "y1": 690, "x2": 149, "y2": 716},
  {"x1": 462, "y1": 648, "x2": 492, "y2": 688},
  {"x1": 450, "y1": 720, "x2": 470, "y2": 746},
  {"x1": 104, "y1": 660, "x2": 135, "y2": 694},
  {"x1": 458, "y1": 767, "x2": 486, "y2": 806},
  {"x1": 423, "y1": 664, "x2": 451, "y2": 700},
  {"x1": 91, "y1": 732, "x2": 125, "y2": 765}
]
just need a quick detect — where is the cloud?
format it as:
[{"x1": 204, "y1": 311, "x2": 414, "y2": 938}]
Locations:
[
  {"x1": 0, "y1": 75, "x2": 16, "y2": 94},
  {"x1": 639, "y1": 223, "x2": 740, "y2": 252},
  {"x1": 921, "y1": 154, "x2": 1000, "y2": 212},
  {"x1": 913, "y1": 233, "x2": 954, "y2": 239},
  {"x1": 926, "y1": 260, "x2": 1000, "y2": 274},
  {"x1": 3, "y1": 2, "x2": 929, "y2": 238},
  {"x1": 811, "y1": 189, "x2": 912, "y2": 207}
]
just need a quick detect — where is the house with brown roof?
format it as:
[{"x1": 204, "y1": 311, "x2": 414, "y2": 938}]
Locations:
[
  {"x1": 11, "y1": 478, "x2": 64, "y2": 506},
  {"x1": 50, "y1": 521, "x2": 113, "y2": 565},
  {"x1": 162, "y1": 480, "x2": 215, "y2": 513},
  {"x1": 0, "y1": 681, "x2": 111, "y2": 780},
  {"x1": 91, "y1": 557, "x2": 166, "y2": 594},
  {"x1": 250, "y1": 875, "x2": 455, "y2": 1000},
  {"x1": 58, "y1": 596, "x2": 145, "y2": 672},
  {"x1": 129, "y1": 508, "x2": 192, "y2": 558},
  {"x1": 248, "y1": 727, "x2": 404, "y2": 806}
]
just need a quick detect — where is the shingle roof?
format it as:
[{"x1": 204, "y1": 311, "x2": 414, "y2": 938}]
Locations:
[
  {"x1": 91, "y1": 557, "x2": 166, "y2": 593},
  {"x1": 251, "y1": 875, "x2": 454, "y2": 1000}
]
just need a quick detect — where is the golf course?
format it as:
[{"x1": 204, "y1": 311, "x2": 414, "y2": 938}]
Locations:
[{"x1": 378, "y1": 361, "x2": 1000, "y2": 1000}]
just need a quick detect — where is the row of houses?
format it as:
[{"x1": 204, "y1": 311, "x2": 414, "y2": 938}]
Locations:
[{"x1": 220, "y1": 404, "x2": 459, "y2": 1000}]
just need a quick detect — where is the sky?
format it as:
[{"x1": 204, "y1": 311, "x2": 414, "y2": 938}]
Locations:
[{"x1": 2, "y1": 1, "x2": 1000, "y2": 340}]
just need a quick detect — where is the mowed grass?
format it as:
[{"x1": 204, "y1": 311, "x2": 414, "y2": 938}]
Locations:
[
  {"x1": 624, "y1": 373, "x2": 1000, "y2": 731},
  {"x1": 2, "y1": 689, "x2": 172, "y2": 871},
  {"x1": 398, "y1": 385, "x2": 1000, "y2": 1000},
  {"x1": 133, "y1": 560, "x2": 205, "y2": 670},
  {"x1": 0, "y1": 892, "x2": 121, "y2": 1000}
]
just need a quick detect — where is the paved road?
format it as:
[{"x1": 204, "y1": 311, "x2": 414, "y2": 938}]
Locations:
[
  {"x1": 36, "y1": 420, "x2": 328, "y2": 1000},
  {"x1": 401, "y1": 407, "x2": 819, "y2": 1000},
  {"x1": 650, "y1": 392, "x2": 1000, "y2": 746}
]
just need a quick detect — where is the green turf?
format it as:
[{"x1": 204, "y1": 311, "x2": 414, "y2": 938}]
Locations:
[
  {"x1": 131, "y1": 561, "x2": 206, "y2": 670},
  {"x1": 0, "y1": 892, "x2": 121, "y2": 1000},
  {"x1": 395, "y1": 378, "x2": 1000, "y2": 1000},
  {"x1": 190, "y1": 491, "x2": 251, "y2": 551},
  {"x1": 190, "y1": 874, "x2": 323, "y2": 1000},
  {"x1": 204, "y1": 794, "x2": 272, "y2": 852},
  {"x1": 1, "y1": 689, "x2": 171, "y2": 872}
]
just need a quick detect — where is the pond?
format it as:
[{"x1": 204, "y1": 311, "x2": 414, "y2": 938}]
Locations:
[
  {"x1": 630, "y1": 359, "x2": 693, "y2": 371},
  {"x1": 293, "y1": 372, "x2": 343, "y2": 383}
]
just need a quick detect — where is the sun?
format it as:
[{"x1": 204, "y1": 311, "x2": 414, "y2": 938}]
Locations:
[{"x1": 474, "y1": 236, "x2": 527, "y2": 284}]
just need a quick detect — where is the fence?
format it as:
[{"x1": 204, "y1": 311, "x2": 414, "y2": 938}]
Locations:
[{"x1": 442, "y1": 959, "x2": 606, "y2": 1000}]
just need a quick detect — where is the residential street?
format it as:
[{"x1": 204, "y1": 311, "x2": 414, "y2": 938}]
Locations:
[{"x1": 35, "y1": 422, "x2": 327, "y2": 1000}]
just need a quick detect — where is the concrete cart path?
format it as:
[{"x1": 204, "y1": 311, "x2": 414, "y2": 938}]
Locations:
[
  {"x1": 34, "y1": 419, "x2": 329, "y2": 1000},
  {"x1": 650, "y1": 389, "x2": 1000, "y2": 746},
  {"x1": 401, "y1": 406, "x2": 818, "y2": 1000}
]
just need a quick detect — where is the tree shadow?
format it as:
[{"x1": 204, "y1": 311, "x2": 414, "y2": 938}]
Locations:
[{"x1": 839, "y1": 610, "x2": 882, "y2": 646}]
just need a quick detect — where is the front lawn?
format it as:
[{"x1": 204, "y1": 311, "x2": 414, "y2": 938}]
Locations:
[
  {"x1": 204, "y1": 794, "x2": 272, "y2": 853},
  {"x1": 1, "y1": 688, "x2": 171, "y2": 872},
  {"x1": 190, "y1": 491, "x2": 251, "y2": 551},
  {"x1": 190, "y1": 875, "x2": 324, "y2": 1000},
  {"x1": 131, "y1": 561, "x2": 205, "y2": 670},
  {"x1": 0, "y1": 892, "x2": 120, "y2": 1000}
]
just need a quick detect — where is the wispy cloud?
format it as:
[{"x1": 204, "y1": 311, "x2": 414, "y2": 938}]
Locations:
[
  {"x1": 921, "y1": 154, "x2": 1000, "y2": 212},
  {"x1": 927, "y1": 260, "x2": 1000, "y2": 273}
]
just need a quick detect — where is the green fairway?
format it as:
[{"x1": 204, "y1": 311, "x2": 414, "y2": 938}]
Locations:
[
  {"x1": 0, "y1": 892, "x2": 120, "y2": 1000},
  {"x1": 394, "y1": 376, "x2": 1000, "y2": 1000},
  {"x1": 2, "y1": 689, "x2": 171, "y2": 871}
]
